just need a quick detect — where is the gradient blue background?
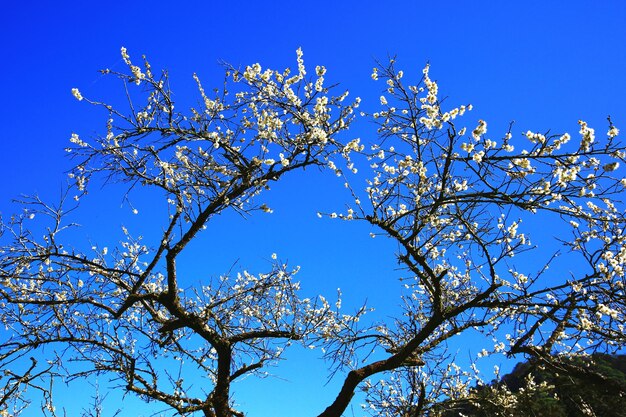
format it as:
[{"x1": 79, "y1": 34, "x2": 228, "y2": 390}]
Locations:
[{"x1": 1, "y1": 1, "x2": 625, "y2": 416}]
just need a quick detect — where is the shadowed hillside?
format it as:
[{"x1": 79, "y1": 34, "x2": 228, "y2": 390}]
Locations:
[{"x1": 438, "y1": 354, "x2": 626, "y2": 417}]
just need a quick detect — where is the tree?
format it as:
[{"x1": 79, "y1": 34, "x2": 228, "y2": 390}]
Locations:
[{"x1": 1, "y1": 48, "x2": 625, "y2": 417}]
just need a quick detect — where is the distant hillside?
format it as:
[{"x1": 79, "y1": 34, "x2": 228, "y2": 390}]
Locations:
[{"x1": 437, "y1": 354, "x2": 626, "y2": 417}]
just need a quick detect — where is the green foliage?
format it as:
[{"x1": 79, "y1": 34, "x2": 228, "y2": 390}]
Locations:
[{"x1": 437, "y1": 354, "x2": 626, "y2": 417}]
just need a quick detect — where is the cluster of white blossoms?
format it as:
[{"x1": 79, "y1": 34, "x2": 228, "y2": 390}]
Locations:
[
  {"x1": 193, "y1": 263, "x2": 309, "y2": 337},
  {"x1": 120, "y1": 46, "x2": 146, "y2": 84},
  {"x1": 71, "y1": 87, "x2": 83, "y2": 101},
  {"x1": 192, "y1": 73, "x2": 224, "y2": 115},
  {"x1": 578, "y1": 119, "x2": 596, "y2": 151},
  {"x1": 64, "y1": 47, "x2": 363, "y2": 226},
  {"x1": 472, "y1": 119, "x2": 487, "y2": 140},
  {"x1": 69, "y1": 132, "x2": 88, "y2": 148},
  {"x1": 370, "y1": 61, "x2": 471, "y2": 134}
]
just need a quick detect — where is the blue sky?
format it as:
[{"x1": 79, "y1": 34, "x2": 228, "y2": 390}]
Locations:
[{"x1": 2, "y1": 1, "x2": 626, "y2": 416}]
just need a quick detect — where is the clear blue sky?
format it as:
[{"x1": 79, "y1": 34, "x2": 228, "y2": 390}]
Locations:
[{"x1": 1, "y1": 1, "x2": 626, "y2": 416}]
